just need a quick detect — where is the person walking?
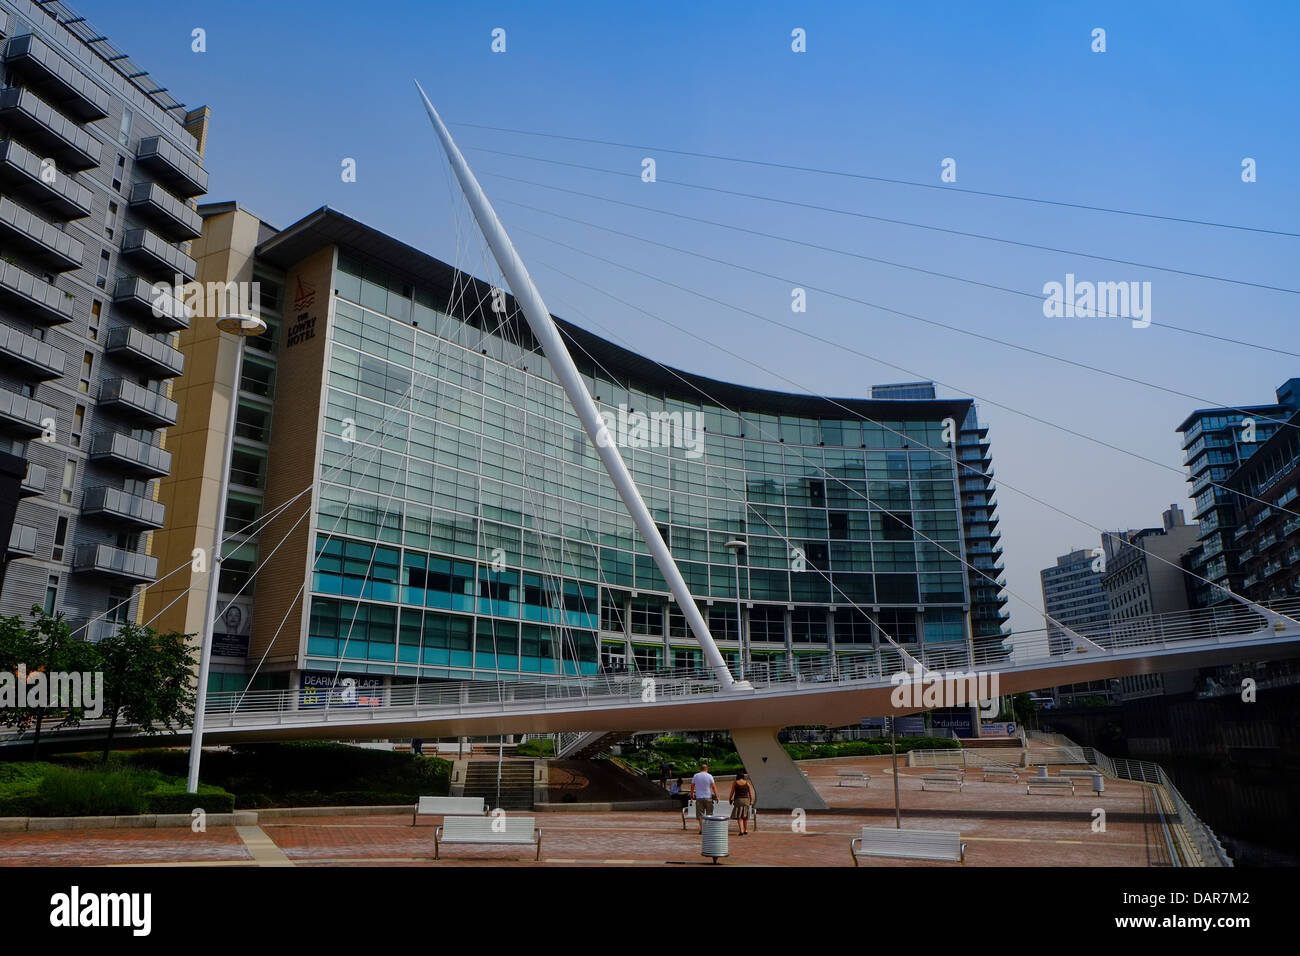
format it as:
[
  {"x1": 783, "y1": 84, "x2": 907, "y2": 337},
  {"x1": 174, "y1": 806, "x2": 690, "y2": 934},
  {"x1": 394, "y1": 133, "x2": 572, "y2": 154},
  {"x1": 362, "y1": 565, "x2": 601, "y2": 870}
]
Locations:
[
  {"x1": 691, "y1": 762, "x2": 720, "y2": 833},
  {"x1": 730, "y1": 770, "x2": 756, "y2": 835},
  {"x1": 659, "y1": 761, "x2": 670, "y2": 789}
]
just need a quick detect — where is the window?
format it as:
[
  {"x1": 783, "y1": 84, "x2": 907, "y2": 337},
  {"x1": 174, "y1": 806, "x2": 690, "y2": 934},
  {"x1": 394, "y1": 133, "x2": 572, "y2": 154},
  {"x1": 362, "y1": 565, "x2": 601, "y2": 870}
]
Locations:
[
  {"x1": 43, "y1": 575, "x2": 58, "y2": 615},
  {"x1": 51, "y1": 517, "x2": 68, "y2": 562},
  {"x1": 118, "y1": 109, "x2": 133, "y2": 147},
  {"x1": 105, "y1": 201, "x2": 118, "y2": 241},
  {"x1": 96, "y1": 251, "x2": 110, "y2": 289},
  {"x1": 79, "y1": 351, "x2": 93, "y2": 392},
  {"x1": 60, "y1": 459, "x2": 75, "y2": 503},
  {"x1": 89, "y1": 299, "x2": 101, "y2": 341}
]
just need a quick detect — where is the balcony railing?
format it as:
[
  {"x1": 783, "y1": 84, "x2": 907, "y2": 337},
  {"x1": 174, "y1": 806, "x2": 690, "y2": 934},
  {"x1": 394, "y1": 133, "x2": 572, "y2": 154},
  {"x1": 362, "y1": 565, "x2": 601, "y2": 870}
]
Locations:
[
  {"x1": 112, "y1": 275, "x2": 190, "y2": 332},
  {"x1": 127, "y1": 181, "x2": 201, "y2": 241},
  {"x1": 81, "y1": 485, "x2": 165, "y2": 529},
  {"x1": 3, "y1": 34, "x2": 111, "y2": 121},
  {"x1": 120, "y1": 227, "x2": 197, "y2": 281},
  {"x1": 0, "y1": 86, "x2": 100, "y2": 170},
  {"x1": 0, "y1": 320, "x2": 63, "y2": 379},
  {"x1": 88, "y1": 431, "x2": 171, "y2": 478},
  {"x1": 0, "y1": 194, "x2": 83, "y2": 270},
  {"x1": 0, "y1": 257, "x2": 74, "y2": 324},
  {"x1": 19, "y1": 460, "x2": 45, "y2": 496},
  {"x1": 0, "y1": 138, "x2": 92, "y2": 218},
  {"x1": 135, "y1": 135, "x2": 207, "y2": 198},
  {"x1": 104, "y1": 325, "x2": 184, "y2": 378},
  {"x1": 7, "y1": 523, "x2": 36, "y2": 556},
  {"x1": 72, "y1": 543, "x2": 157, "y2": 582},
  {"x1": 97, "y1": 378, "x2": 177, "y2": 427},
  {"x1": 0, "y1": 388, "x2": 54, "y2": 436}
]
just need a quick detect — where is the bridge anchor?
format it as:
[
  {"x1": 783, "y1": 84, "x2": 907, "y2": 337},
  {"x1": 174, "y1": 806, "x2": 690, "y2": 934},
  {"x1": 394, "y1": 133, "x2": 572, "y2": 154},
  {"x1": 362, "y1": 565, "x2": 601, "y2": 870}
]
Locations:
[{"x1": 730, "y1": 727, "x2": 827, "y2": 811}]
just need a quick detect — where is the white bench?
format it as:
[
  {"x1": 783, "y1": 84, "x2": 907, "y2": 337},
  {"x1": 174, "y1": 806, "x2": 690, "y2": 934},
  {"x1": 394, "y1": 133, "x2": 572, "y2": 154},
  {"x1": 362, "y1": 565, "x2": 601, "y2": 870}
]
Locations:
[
  {"x1": 920, "y1": 774, "x2": 964, "y2": 792},
  {"x1": 681, "y1": 799, "x2": 758, "y2": 830},
  {"x1": 413, "y1": 795, "x2": 487, "y2": 826},
  {"x1": 1026, "y1": 778, "x2": 1075, "y2": 795},
  {"x1": 1059, "y1": 770, "x2": 1097, "y2": 779},
  {"x1": 434, "y1": 815, "x2": 541, "y2": 860},
  {"x1": 837, "y1": 770, "x2": 871, "y2": 787},
  {"x1": 851, "y1": 826, "x2": 966, "y2": 866},
  {"x1": 982, "y1": 767, "x2": 1019, "y2": 782}
]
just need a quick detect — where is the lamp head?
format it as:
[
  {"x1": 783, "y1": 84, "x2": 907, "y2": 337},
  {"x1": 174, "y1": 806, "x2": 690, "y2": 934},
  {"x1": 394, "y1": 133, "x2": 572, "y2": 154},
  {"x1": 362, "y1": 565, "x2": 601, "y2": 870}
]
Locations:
[{"x1": 215, "y1": 314, "x2": 267, "y2": 337}]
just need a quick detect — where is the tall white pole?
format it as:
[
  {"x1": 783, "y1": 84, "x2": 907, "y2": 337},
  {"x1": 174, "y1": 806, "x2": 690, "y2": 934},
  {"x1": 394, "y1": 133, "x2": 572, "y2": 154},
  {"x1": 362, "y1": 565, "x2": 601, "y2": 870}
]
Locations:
[
  {"x1": 187, "y1": 329, "x2": 254, "y2": 793},
  {"x1": 415, "y1": 81, "x2": 736, "y2": 689}
]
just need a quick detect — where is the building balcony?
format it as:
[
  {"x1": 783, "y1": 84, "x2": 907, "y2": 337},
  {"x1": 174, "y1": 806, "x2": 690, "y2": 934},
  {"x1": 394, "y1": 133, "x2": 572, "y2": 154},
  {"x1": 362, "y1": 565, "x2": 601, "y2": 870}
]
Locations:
[
  {"x1": 1264, "y1": 561, "x2": 1284, "y2": 579},
  {"x1": 0, "y1": 321, "x2": 63, "y2": 379},
  {"x1": 127, "y1": 181, "x2": 201, "y2": 241},
  {"x1": 7, "y1": 523, "x2": 36, "y2": 557},
  {"x1": 1285, "y1": 516, "x2": 1300, "y2": 538},
  {"x1": 0, "y1": 139, "x2": 92, "y2": 219},
  {"x1": 97, "y1": 378, "x2": 177, "y2": 427},
  {"x1": 120, "y1": 227, "x2": 197, "y2": 282},
  {"x1": 0, "y1": 258, "x2": 74, "y2": 324},
  {"x1": 72, "y1": 543, "x2": 156, "y2": 582},
  {"x1": 19, "y1": 460, "x2": 45, "y2": 497},
  {"x1": 135, "y1": 135, "x2": 207, "y2": 198},
  {"x1": 0, "y1": 87, "x2": 100, "y2": 170},
  {"x1": 104, "y1": 325, "x2": 184, "y2": 379},
  {"x1": 0, "y1": 388, "x2": 54, "y2": 437},
  {"x1": 112, "y1": 275, "x2": 190, "y2": 332},
  {"x1": 88, "y1": 431, "x2": 171, "y2": 478},
  {"x1": 3, "y1": 34, "x2": 110, "y2": 122},
  {"x1": 1286, "y1": 548, "x2": 1300, "y2": 567},
  {"x1": 0, "y1": 194, "x2": 82, "y2": 270},
  {"x1": 80, "y1": 485, "x2": 165, "y2": 529}
]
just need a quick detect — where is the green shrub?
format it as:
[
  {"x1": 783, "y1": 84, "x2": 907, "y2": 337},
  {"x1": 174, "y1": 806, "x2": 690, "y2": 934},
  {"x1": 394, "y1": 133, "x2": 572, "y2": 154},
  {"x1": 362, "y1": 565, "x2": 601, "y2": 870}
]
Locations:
[
  {"x1": 37, "y1": 765, "x2": 158, "y2": 816},
  {"x1": 143, "y1": 789, "x2": 235, "y2": 814}
]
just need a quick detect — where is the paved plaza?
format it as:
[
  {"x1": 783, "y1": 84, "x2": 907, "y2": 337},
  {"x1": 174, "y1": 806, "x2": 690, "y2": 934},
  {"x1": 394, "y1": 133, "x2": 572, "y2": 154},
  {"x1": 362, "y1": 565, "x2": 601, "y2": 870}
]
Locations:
[{"x1": 0, "y1": 756, "x2": 1173, "y2": 867}]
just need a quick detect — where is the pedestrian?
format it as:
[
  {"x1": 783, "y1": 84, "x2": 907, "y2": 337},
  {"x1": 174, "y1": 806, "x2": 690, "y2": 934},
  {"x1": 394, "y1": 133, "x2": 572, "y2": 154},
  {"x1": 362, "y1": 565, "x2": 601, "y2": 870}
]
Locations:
[
  {"x1": 691, "y1": 761, "x2": 719, "y2": 833},
  {"x1": 670, "y1": 776, "x2": 687, "y2": 808},
  {"x1": 730, "y1": 770, "x2": 756, "y2": 835},
  {"x1": 659, "y1": 761, "x2": 670, "y2": 789},
  {"x1": 411, "y1": 738, "x2": 424, "y2": 756}
]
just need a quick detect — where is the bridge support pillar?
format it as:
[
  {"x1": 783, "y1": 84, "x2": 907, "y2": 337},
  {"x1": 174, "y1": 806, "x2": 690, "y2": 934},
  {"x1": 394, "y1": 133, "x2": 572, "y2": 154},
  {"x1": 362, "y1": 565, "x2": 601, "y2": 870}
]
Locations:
[{"x1": 730, "y1": 727, "x2": 827, "y2": 810}]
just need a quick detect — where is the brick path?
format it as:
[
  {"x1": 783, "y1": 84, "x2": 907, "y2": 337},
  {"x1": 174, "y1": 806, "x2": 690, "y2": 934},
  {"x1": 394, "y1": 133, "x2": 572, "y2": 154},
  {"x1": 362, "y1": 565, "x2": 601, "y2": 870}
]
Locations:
[{"x1": 0, "y1": 756, "x2": 1164, "y2": 867}]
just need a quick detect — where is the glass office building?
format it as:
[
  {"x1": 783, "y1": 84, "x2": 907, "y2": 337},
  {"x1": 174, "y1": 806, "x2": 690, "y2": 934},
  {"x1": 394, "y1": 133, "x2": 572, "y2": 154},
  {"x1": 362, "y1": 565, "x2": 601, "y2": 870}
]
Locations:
[{"x1": 152, "y1": 206, "x2": 1002, "y2": 696}]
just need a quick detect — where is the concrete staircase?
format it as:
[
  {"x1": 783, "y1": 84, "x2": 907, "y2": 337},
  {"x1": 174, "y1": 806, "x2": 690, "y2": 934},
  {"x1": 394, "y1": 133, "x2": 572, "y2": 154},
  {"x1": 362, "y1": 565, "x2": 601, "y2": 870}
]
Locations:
[
  {"x1": 557, "y1": 731, "x2": 632, "y2": 759},
  {"x1": 462, "y1": 759, "x2": 535, "y2": 811}
]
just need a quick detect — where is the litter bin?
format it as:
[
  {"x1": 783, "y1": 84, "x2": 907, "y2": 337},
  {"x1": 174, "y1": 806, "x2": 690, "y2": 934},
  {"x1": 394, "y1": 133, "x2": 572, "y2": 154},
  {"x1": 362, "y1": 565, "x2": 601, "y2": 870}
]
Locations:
[
  {"x1": 1092, "y1": 773, "x2": 1105, "y2": 796},
  {"x1": 701, "y1": 814, "x2": 729, "y2": 863},
  {"x1": 1037, "y1": 765, "x2": 1048, "y2": 778}
]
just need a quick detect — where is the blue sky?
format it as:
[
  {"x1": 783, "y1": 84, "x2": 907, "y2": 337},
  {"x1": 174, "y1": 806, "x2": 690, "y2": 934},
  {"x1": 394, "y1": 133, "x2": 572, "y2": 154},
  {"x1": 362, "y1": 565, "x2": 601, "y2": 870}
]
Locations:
[{"x1": 81, "y1": 0, "x2": 1299, "y2": 633}]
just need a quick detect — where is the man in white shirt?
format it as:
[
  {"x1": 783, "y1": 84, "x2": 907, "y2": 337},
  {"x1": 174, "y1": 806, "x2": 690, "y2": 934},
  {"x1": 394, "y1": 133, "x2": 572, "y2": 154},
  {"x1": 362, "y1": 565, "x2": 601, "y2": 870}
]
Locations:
[{"x1": 691, "y1": 762, "x2": 719, "y2": 833}]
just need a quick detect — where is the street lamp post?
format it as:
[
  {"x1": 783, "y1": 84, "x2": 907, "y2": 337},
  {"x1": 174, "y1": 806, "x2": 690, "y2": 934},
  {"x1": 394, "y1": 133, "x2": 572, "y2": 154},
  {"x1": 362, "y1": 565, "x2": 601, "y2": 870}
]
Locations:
[
  {"x1": 187, "y1": 314, "x2": 268, "y2": 794},
  {"x1": 724, "y1": 538, "x2": 747, "y2": 680}
]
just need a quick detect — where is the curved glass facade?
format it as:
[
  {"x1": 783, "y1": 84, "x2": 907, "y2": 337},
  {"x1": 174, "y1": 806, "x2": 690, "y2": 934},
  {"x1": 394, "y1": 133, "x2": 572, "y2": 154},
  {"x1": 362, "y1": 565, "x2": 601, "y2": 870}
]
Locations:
[{"x1": 298, "y1": 250, "x2": 974, "y2": 685}]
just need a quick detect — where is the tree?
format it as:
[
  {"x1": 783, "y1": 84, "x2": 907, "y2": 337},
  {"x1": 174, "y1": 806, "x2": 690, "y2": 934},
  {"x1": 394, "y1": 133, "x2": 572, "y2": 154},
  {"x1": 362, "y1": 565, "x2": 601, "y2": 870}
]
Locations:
[
  {"x1": 97, "y1": 623, "x2": 197, "y2": 761},
  {"x1": 0, "y1": 608, "x2": 103, "y2": 760}
]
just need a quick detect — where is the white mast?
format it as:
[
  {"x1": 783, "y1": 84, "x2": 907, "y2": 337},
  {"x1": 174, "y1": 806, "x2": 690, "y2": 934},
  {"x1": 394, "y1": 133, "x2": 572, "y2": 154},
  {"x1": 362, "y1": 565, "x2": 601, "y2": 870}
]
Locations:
[{"x1": 415, "y1": 81, "x2": 738, "y2": 689}]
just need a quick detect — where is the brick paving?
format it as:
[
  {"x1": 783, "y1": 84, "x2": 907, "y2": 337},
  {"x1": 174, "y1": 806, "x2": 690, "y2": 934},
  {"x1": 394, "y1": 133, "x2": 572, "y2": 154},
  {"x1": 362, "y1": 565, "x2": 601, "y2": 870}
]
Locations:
[{"x1": 0, "y1": 756, "x2": 1166, "y2": 867}]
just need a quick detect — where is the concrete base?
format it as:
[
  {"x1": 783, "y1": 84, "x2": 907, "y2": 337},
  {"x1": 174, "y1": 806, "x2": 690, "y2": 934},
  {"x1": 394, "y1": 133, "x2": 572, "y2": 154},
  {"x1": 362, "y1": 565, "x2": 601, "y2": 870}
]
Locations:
[{"x1": 730, "y1": 727, "x2": 827, "y2": 810}]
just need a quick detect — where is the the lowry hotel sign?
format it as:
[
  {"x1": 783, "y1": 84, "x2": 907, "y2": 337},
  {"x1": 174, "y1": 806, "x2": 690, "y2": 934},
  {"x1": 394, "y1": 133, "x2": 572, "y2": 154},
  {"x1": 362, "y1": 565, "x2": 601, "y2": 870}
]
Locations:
[{"x1": 285, "y1": 275, "x2": 318, "y2": 348}]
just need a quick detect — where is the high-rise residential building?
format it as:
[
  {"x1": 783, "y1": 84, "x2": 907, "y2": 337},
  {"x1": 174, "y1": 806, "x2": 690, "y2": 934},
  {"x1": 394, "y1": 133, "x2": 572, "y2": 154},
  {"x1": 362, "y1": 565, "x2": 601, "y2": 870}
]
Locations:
[
  {"x1": 1228, "y1": 408, "x2": 1300, "y2": 603},
  {"x1": 147, "y1": 206, "x2": 1003, "y2": 698},
  {"x1": 1040, "y1": 547, "x2": 1111, "y2": 656},
  {"x1": 1177, "y1": 379, "x2": 1300, "y2": 608},
  {"x1": 1102, "y1": 505, "x2": 1199, "y2": 623},
  {"x1": 872, "y1": 382, "x2": 1009, "y2": 657},
  {"x1": 0, "y1": 1, "x2": 207, "y2": 633}
]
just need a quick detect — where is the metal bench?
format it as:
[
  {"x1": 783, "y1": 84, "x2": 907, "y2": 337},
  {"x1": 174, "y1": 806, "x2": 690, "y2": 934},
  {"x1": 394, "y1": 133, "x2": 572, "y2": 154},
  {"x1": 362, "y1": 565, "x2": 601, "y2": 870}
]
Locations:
[
  {"x1": 1026, "y1": 778, "x2": 1075, "y2": 795},
  {"x1": 433, "y1": 815, "x2": 541, "y2": 860},
  {"x1": 920, "y1": 774, "x2": 964, "y2": 792},
  {"x1": 681, "y1": 799, "x2": 757, "y2": 830},
  {"x1": 837, "y1": 770, "x2": 871, "y2": 787},
  {"x1": 413, "y1": 795, "x2": 487, "y2": 826},
  {"x1": 851, "y1": 826, "x2": 966, "y2": 866},
  {"x1": 982, "y1": 767, "x2": 1019, "y2": 782}
]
